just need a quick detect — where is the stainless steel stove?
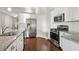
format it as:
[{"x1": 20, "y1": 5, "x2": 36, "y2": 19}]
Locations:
[{"x1": 50, "y1": 25, "x2": 69, "y2": 47}]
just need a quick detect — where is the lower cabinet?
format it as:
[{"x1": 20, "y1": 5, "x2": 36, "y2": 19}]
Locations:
[
  {"x1": 6, "y1": 33, "x2": 24, "y2": 51},
  {"x1": 60, "y1": 37, "x2": 79, "y2": 51},
  {"x1": 16, "y1": 33, "x2": 23, "y2": 51},
  {"x1": 6, "y1": 40, "x2": 17, "y2": 51}
]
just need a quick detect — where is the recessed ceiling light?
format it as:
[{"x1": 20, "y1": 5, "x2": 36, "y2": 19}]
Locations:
[{"x1": 7, "y1": 7, "x2": 12, "y2": 11}]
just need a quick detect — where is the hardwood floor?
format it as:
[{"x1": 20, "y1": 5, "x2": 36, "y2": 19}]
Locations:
[{"x1": 24, "y1": 37, "x2": 62, "y2": 51}]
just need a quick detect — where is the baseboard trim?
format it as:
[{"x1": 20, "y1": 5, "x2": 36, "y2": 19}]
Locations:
[
  {"x1": 26, "y1": 37, "x2": 29, "y2": 39},
  {"x1": 26, "y1": 37, "x2": 36, "y2": 39},
  {"x1": 25, "y1": 37, "x2": 49, "y2": 40},
  {"x1": 36, "y1": 37, "x2": 48, "y2": 40}
]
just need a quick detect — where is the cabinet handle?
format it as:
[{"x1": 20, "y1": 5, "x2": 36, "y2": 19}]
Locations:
[{"x1": 11, "y1": 45, "x2": 15, "y2": 50}]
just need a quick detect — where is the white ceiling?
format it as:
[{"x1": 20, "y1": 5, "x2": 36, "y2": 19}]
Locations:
[
  {"x1": 35, "y1": 7, "x2": 55, "y2": 14},
  {"x1": 0, "y1": 7, "x2": 54, "y2": 13},
  {"x1": 0, "y1": 7, "x2": 36, "y2": 13},
  {"x1": 0, "y1": 7, "x2": 36, "y2": 17},
  {"x1": 0, "y1": 7, "x2": 54, "y2": 17}
]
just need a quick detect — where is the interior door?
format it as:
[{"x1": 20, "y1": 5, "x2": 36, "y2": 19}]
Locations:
[{"x1": 29, "y1": 19, "x2": 37, "y2": 38}]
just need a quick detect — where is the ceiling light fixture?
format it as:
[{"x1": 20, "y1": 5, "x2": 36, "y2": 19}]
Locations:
[{"x1": 7, "y1": 7, "x2": 12, "y2": 11}]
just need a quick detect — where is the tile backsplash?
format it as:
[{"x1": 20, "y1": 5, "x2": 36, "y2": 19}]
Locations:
[
  {"x1": 69, "y1": 22, "x2": 79, "y2": 32},
  {"x1": 51, "y1": 21, "x2": 79, "y2": 32}
]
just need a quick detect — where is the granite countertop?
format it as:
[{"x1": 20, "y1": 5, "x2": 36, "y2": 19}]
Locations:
[
  {"x1": 0, "y1": 30, "x2": 25, "y2": 51},
  {"x1": 61, "y1": 31, "x2": 79, "y2": 44},
  {"x1": 61, "y1": 35, "x2": 79, "y2": 44},
  {"x1": 61, "y1": 31, "x2": 79, "y2": 36}
]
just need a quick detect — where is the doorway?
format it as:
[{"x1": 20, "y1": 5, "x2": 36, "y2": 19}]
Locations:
[{"x1": 27, "y1": 18, "x2": 37, "y2": 38}]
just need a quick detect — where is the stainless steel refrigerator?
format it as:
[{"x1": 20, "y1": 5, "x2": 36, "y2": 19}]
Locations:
[{"x1": 27, "y1": 18, "x2": 37, "y2": 38}]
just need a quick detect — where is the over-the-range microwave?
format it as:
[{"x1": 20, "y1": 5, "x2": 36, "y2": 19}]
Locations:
[{"x1": 54, "y1": 13, "x2": 65, "y2": 22}]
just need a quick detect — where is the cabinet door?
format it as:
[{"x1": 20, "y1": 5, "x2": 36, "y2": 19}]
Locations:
[
  {"x1": 70, "y1": 7, "x2": 79, "y2": 21},
  {"x1": 65, "y1": 7, "x2": 79, "y2": 21},
  {"x1": 16, "y1": 33, "x2": 23, "y2": 51},
  {"x1": 51, "y1": 7, "x2": 64, "y2": 23},
  {"x1": 6, "y1": 40, "x2": 17, "y2": 51},
  {"x1": 62, "y1": 8, "x2": 71, "y2": 21},
  {"x1": 52, "y1": 8, "x2": 71, "y2": 22},
  {"x1": 60, "y1": 37, "x2": 63, "y2": 49},
  {"x1": 60, "y1": 32, "x2": 65, "y2": 49},
  {"x1": 61, "y1": 37, "x2": 79, "y2": 51}
]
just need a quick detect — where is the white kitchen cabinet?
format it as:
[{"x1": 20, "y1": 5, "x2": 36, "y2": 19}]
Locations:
[
  {"x1": 60, "y1": 37, "x2": 79, "y2": 51},
  {"x1": 62, "y1": 8, "x2": 71, "y2": 21},
  {"x1": 68, "y1": 7, "x2": 79, "y2": 21},
  {"x1": 52, "y1": 7, "x2": 79, "y2": 22},
  {"x1": 51, "y1": 7, "x2": 73, "y2": 22},
  {"x1": 60, "y1": 31, "x2": 64, "y2": 49},
  {"x1": 6, "y1": 40, "x2": 17, "y2": 51},
  {"x1": 58, "y1": 7, "x2": 73, "y2": 22},
  {"x1": 6, "y1": 33, "x2": 24, "y2": 51},
  {"x1": 63, "y1": 7, "x2": 79, "y2": 21},
  {"x1": 51, "y1": 7, "x2": 64, "y2": 23},
  {"x1": 16, "y1": 33, "x2": 23, "y2": 51}
]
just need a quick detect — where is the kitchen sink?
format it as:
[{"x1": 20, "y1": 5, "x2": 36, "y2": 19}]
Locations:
[{"x1": 0, "y1": 32, "x2": 17, "y2": 36}]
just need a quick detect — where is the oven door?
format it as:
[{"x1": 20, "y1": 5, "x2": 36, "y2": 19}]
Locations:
[{"x1": 50, "y1": 32, "x2": 59, "y2": 41}]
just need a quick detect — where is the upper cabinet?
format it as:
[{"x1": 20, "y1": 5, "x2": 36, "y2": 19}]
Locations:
[
  {"x1": 51, "y1": 7, "x2": 65, "y2": 23},
  {"x1": 61, "y1": 7, "x2": 79, "y2": 21},
  {"x1": 51, "y1": 7, "x2": 79, "y2": 22},
  {"x1": 62, "y1": 8, "x2": 70, "y2": 21},
  {"x1": 68, "y1": 7, "x2": 79, "y2": 21}
]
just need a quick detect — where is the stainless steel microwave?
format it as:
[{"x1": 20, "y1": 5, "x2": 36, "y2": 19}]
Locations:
[{"x1": 54, "y1": 13, "x2": 65, "y2": 22}]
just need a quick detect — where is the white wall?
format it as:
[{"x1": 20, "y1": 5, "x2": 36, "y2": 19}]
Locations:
[
  {"x1": 18, "y1": 13, "x2": 36, "y2": 37},
  {"x1": 4, "y1": 15, "x2": 12, "y2": 27},
  {"x1": 4, "y1": 14, "x2": 13, "y2": 33},
  {"x1": 37, "y1": 14, "x2": 48, "y2": 38},
  {"x1": 0, "y1": 11, "x2": 13, "y2": 34},
  {"x1": 0, "y1": 12, "x2": 2, "y2": 35},
  {"x1": 18, "y1": 14, "x2": 28, "y2": 30},
  {"x1": 18, "y1": 14, "x2": 31, "y2": 37},
  {"x1": 69, "y1": 22, "x2": 79, "y2": 32},
  {"x1": 36, "y1": 8, "x2": 51, "y2": 39}
]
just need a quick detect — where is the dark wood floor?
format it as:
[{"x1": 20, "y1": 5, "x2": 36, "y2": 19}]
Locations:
[{"x1": 24, "y1": 37, "x2": 62, "y2": 51}]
